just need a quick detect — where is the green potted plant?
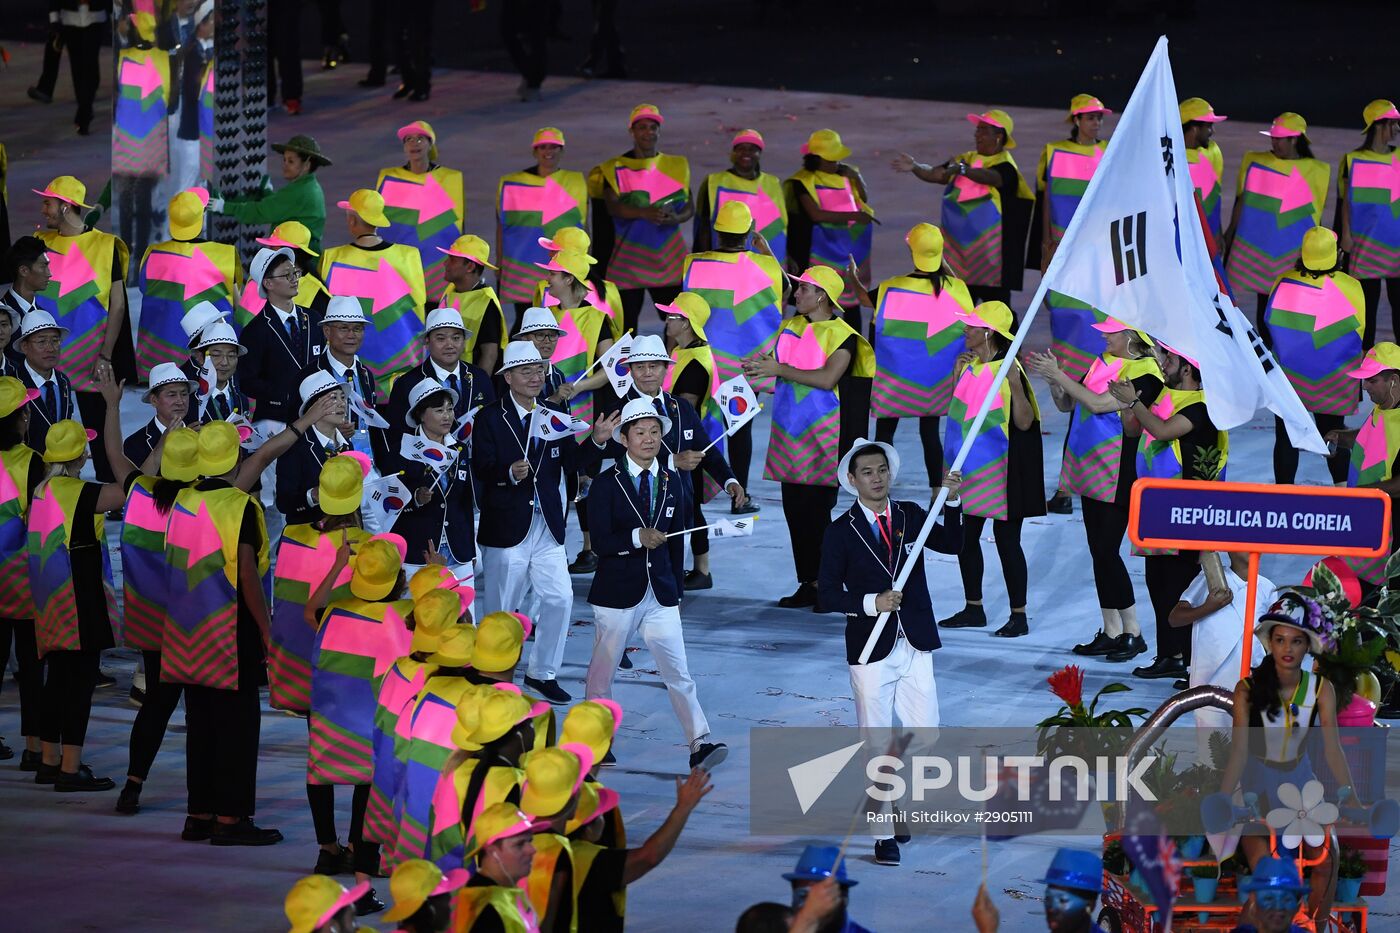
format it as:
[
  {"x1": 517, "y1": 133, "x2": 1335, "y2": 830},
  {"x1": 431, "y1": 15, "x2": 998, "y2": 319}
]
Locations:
[
  {"x1": 1037, "y1": 665, "x2": 1146, "y2": 828},
  {"x1": 1190, "y1": 862, "x2": 1220, "y2": 922},
  {"x1": 1337, "y1": 846, "x2": 1367, "y2": 902}
]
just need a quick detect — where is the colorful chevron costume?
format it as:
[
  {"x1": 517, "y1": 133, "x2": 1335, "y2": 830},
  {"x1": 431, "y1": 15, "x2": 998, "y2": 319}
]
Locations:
[
  {"x1": 439, "y1": 284, "x2": 508, "y2": 361},
  {"x1": 428, "y1": 761, "x2": 522, "y2": 871},
  {"x1": 593, "y1": 154, "x2": 691, "y2": 288},
  {"x1": 1060, "y1": 355, "x2": 1163, "y2": 502},
  {"x1": 945, "y1": 357, "x2": 1039, "y2": 521},
  {"x1": 0, "y1": 446, "x2": 37, "y2": 621},
  {"x1": 1135, "y1": 389, "x2": 1229, "y2": 482},
  {"x1": 391, "y1": 677, "x2": 478, "y2": 867},
  {"x1": 701, "y1": 170, "x2": 788, "y2": 265},
  {"x1": 1226, "y1": 152, "x2": 1330, "y2": 297},
  {"x1": 198, "y1": 61, "x2": 214, "y2": 181},
  {"x1": 869, "y1": 274, "x2": 973, "y2": 419},
  {"x1": 1188, "y1": 141, "x2": 1226, "y2": 240},
  {"x1": 307, "y1": 596, "x2": 413, "y2": 785},
  {"x1": 36, "y1": 229, "x2": 130, "y2": 393},
  {"x1": 1037, "y1": 141, "x2": 1110, "y2": 378},
  {"x1": 681, "y1": 250, "x2": 784, "y2": 388},
  {"x1": 1264, "y1": 270, "x2": 1365, "y2": 415},
  {"x1": 363, "y1": 655, "x2": 435, "y2": 851},
  {"x1": 497, "y1": 169, "x2": 588, "y2": 303},
  {"x1": 136, "y1": 239, "x2": 241, "y2": 379},
  {"x1": 29, "y1": 478, "x2": 118, "y2": 657},
  {"x1": 453, "y1": 884, "x2": 540, "y2": 933},
  {"x1": 763, "y1": 316, "x2": 875, "y2": 487},
  {"x1": 236, "y1": 269, "x2": 328, "y2": 333},
  {"x1": 1341, "y1": 148, "x2": 1400, "y2": 280},
  {"x1": 113, "y1": 46, "x2": 170, "y2": 177},
  {"x1": 786, "y1": 169, "x2": 873, "y2": 306},
  {"x1": 120, "y1": 476, "x2": 171, "y2": 651},
  {"x1": 375, "y1": 165, "x2": 466, "y2": 301},
  {"x1": 159, "y1": 486, "x2": 268, "y2": 688},
  {"x1": 550, "y1": 304, "x2": 618, "y2": 426},
  {"x1": 940, "y1": 150, "x2": 1033, "y2": 288},
  {"x1": 1347, "y1": 405, "x2": 1400, "y2": 582},
  {"x1": 320, "y1": 242, "x2": 427, "y2": 389}
]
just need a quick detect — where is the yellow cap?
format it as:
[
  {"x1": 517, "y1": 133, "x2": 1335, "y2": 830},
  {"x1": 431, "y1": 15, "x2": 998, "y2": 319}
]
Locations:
[
  {"x1": 197, "y1": 420, "x2": 241, "y2": 476},
  {"x1": 541, "y1": 226, "x2": 590, "y2": 254},
  {"x1": 1349, "y1": 342, "x2": 1400, "y2": 379},
  {"x1": 905, "y1": 223, "x2": 944, "y2": 273},
  {"x1": 318, "y1": 455, "x2": 364, "y2": 517},
  {"x1": 960, "y1": 301, "x2": 1015, "y2": 341},
  {"x1": 655, "y1": 291, "x2": 710, "y2": 341},
  {"x1": 382, "y1": 859, "x2": 468, "y2": 923},
  {"x1": 160, "y1": 427, "x2": 202, "y2": 483},
  {"x1": 43, "y1": 419, "x2": 96, "y2": 464},
  {"x1": 349, "y1": 538, "x2": 402, "y2": 601},
  {"x1": 1066, "y1": 94, "x2": 1111, "y2": 121},
  {"x1": 32, "y1": 176, "x2": 92, "y2": 210},
  {"x1": 285, "y1": 875, "x2": 366, "y2": 933},
  {"x1": 129, "y1": 11, "x2": 157, "y2": 42},
  {"x1": 804, "y1": 129, "x2": 851, "y2": 162},
  {"x1": 520, "y1": 744, "x2": 589, "y2": 818},
  {"x1": 1301, "y1": 226, "x2": 1338, "y2": 272},
  {"x1": 532, "y1": 126, "x2": 566, "y2": 147},
  {"x1": 1179, "y1": 97, "x2": 1227, "y2": 124},
  {"x1": 466, "y1": 803, "x2": 540, "y2": 861},
  {"x1": 628, "y1": 103, "x2": 664, "y2": 127},
  {"x1": 409, "y1": 565, "x2": 455, "y2": 601},
  {"x1": 536, "y1": 248, "x2": 591, "y2": 284},
  {"x1": 168, "y1": 190, "x2": 207, "y2": 241},
  {"x1": 260, "y1": 221, "x2": 319, "y2": 257},
  {"x1": 337, "y1": 189, "x2": 391, "y2": 228},
  {"x1": 1261, "y1": 112, "x2": 1308, "y2": 139},
  {"x1": 714, "y1": 201, "x2": 753, "y2": 236},
  {"x1": 0, "y1": 377, "x2": 38, "y2": 420},
  {"x1": 560, "y1": 699, "x2": 622, "y2": 763},
  {"x1": 473, "y1": 611, "x2": 527, "y2": 674},
  {"x1": 426, "y1": 618, "x2": 475, "y2": 666},
  {"x1": 793, "y1": 265, "x2": 845, "y2": 307},
  {"x1": 967, "y1": 109, "x2": 1016, "y2": 149},
  {"x1": 436, "y1": 234, "x2": 497, "y2": 270},
  {"x1": 468, "y1": 689, "x2": 536, "y2": 746},
  {"x1": 1363, "y1": 99, "x2": 1400, "y2": 133}
]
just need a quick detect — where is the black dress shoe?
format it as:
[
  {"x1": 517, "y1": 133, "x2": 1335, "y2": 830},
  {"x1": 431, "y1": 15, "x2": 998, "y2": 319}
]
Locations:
[
  {"x1": 684, "y1": 570, "x2": 713, "y2": 590},
  {"x1": 689, "y1": 742, "x2": 727, "y2": 771},
  {"x1": 1071, "y1": 631, "x2": 1116, "y2": 656},
  {"x1": 874, "y1": 838, "x2": 901, "y2": 865},
  {"x1": 600, "y1": 749, "x2": 616, "y2": 766},
  {"x1": 731, "y1": 497, "x2": 760, "y2": 515},
  {"x1": 0, "y1": 736, "x2": 12, "y2": 760},
  {"x1": 182, "y1": 816, "x2": 215, "y2": 841},
  {"x1": 524, "y1": 676, "x2": 572, "y2": 704},
  {"x1": 1172, "y1": 678, "x2": 1190, "y2": 691},
  {"x1": 1046, "y1": 493, "x2": 1073, "y2": 514},
  {"x1": 354, "y1": 889, "x2": 386, "y2": 916},
  {"x1": 359, "y1": 71, "x2": 386, "y2": 88},
  {"x1": 28, "y1": 86, "x2": 53, "y2": 104},
  {"x1": 777, "y1": 583, "x2": 818, "y2": 609},
  {"x1": 1132, "y1": 655, "x2": 1187, "y2": 680},
  {"x1": 210, "y1": 818, "x2": 284, "y2": 846},
  {"x1": 1104, "y1": 633, "x2": 1147, "y2": 662},
  {"x1": 618, "y1": 652, "x2": 632, "y2": 670},
  {"x1": 56, "y1": 764, "x2": 115, "y2": 792},
  {"x1": 314, "y1": 844, "x2": 354, "y2": 875},
  {"x1": 35, "y1": 762, "x2": 60, "y2": 785},
  {"x1": 408, "y1": 89, "x2": 430, "y2": 102},
  {"x1": 116, "y1": 780, "x2": 142, "y2": 814},
  {"x1": 569, "y1": 550, "x2": 599, "y2": 574},
  {"x1": 392, "y1": 84, "x2": 412, "y2": 100},
  {"x1": 938, "y1": 605, "x2": 987, "y2": 628},
  {"x1": 993, "y1": 614, "x2": 1029, "y2": 638},
  {"x1": 20, "y1": 749, "x2": 41, "y2": 771}
]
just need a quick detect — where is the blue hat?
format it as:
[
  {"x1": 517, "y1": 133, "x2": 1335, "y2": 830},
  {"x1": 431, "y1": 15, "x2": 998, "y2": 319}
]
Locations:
[
  {"x1": 1243, "y1": 857, "x2": 1308, "y2": 894},
  {"x1": 782, "y1": 845, "x2": 858, "y2": 887},
  {"x1": 1036, "y1": 848, "x2": 1103, "y2": 894}
]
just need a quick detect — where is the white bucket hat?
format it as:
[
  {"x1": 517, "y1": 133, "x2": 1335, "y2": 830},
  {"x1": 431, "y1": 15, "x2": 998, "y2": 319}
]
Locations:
[
  {"x1": 322, "y1": 296, "x2": 369, "y2": 325},
  {"x1": 835, "y1": 437, "x2": 901, "y2": 497},
  {"x1": 425, "y1": 307, "x2": 468, "y2": 335},
  {"x1": 612, "y1": 396, "x2": 673, "y2": 443},
  {"x1": 249, "y1": 246, "x2": 295, "y2": 299},
  {"x1": 299, "y1": 370, "x2": 344, "y2": 415},
  {"x1": 180, "y1": 300, "x2": 227, "y2": 343},
  {"x1": 18, "y1": 310, "x2": 69, "y2": 344},
  {"x1": 496, "y1": 341, "x2": 546, "y2": 374},
  {"x1": 514, "y1": 307, "x2": 566, "y2": 338},
  {"x1": 195, "y1": 320, "x2": 247, "y2": 355},
  {"x1": 624, "y1": 334, "x2": 673, "y2": 367},
  {"x1": 405, "y1": 377, "x2": 460, "y2": 428},
  {"x1": 144, "y1": 362, "x2": 199, "y2": 402}
]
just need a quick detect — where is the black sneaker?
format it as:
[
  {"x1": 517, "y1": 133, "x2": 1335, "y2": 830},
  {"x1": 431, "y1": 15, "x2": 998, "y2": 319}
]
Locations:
[
  {"x1": 523, "y1": 676, "x2": 572, "y2": 704},
  {"x1": 209, "y1": 818, "x2": 284, "y2": 846},
  {"x1": 600, "y1": 749, "x2": 617, "y2": 766},
  {"x1": 1071, "y1": 631, "x2": 1116, "y2": 656},
  {"x1": 618, "y1": 652, "x2": 632, "y2": 670},
  {"x1": 684, "y1": 570, "x2": 713, "y2": 591},
  {"x1": 993, "y1": 614, "x2": 1029, "y2": 638},
  {"x1": 777, "y1": 583, "x2": 818, "y2": 609},
  {"x1": 568, "y1": 550, "x2": 599, "y2": 574},
  {"x1": 20, "y1": 749, "x2": 41, "y2": 771},
  {"x1": 314, "y1": 844, "x2": 354, "y2": 875},
  {"x1": 874, "y1": 838, "x2": 901, "y2": 865},
  {"x1": 1132, "y1": 655, "x2": 1187, "y2": 680},
  {"x1": 354, "y1": 889, "x2": 386, "y2": 916},
  {"x1": 938, "y1": 605, "x2": 987, "y2": 628},
  {"x1": 116, "y1": 780, "x2": 142, "y2": 814},
  {"x1": 689, "y1": 742, "x2": 727, "y2": 771},
  {"x1": 34, "y1": 762, "x2": 59, "y2": 785},
  {"x1": 731, "y1": 497, "x2": 760, "y2": 515},
  {"x1": 1046, "y1": 493, "x2": 1073, "y2": 515},
  {"x1": 182, "y1": 816, "x2": 216, "y2": 841},
  {"x1": 56, "y1": 764, "x2": 115, "y2": 792},
  {"x1": 1104, "y1": 633, "x2": 1147, "y2": 663}
]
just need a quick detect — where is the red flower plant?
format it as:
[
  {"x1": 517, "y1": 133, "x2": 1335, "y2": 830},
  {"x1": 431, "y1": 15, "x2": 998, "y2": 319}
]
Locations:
[{"x1": 1047, "y1": 665, "x2": 1085, "y2": 710}]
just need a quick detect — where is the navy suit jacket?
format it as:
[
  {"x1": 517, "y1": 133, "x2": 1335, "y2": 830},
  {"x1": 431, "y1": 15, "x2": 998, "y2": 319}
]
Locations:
[
  {"x1": 391, "y1": 434, "x2": 477, "y2": 566},
  {"x1": 472, "y1": 396, "x2": 584, "y2": 548},
  {"x1": 383, "y1": 358, "x2": 494, "y2": 454},
  {"x1": 818, "y1": 499, "x2": 963, "y2": 665},
  {"x1": 276, "y1": 430, "x2": 350, "y2": 526},
  {"x1": 237, "y1": 303, "x2": 324, "y2": 424},
  {"x1": 586, "y1": 463, "x2": 686, "y2": 609},
  {"x1": 16, "y1": 365, "x2": 76, "y2": 455},
  {"x1": 122, "y1": 419, "x2": 169, "y2": 471}
]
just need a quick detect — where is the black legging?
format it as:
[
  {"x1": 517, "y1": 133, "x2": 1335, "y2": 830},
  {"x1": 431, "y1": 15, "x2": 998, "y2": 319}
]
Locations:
[
  {"x1": 1145, "y1": 553, "x2": 1200, "y2": 662},
  {"x1": 618, "y1": 285, "x2": 682, "y2": 337},
  {"x1": 500, "y1": 0, "x2": 548, "y2": 91},
  {"x1": 781, "y1": 482, "x2": 838, "y2": 584},
  {"x1": 1359, "y1": 277, "x2": 1400, "y2": 349},
  {"x1": 266, "y1": 0, "x2": 304, "y2": 103},
  {"x1": 727, "y1": 419, "x2": 754, "y2": 490},
  {"x1": 1274, "y1": 414, "x2": 1349, "y2": 485},
  {"x1": 957, "y1": 515, "x2": 1027, "y2": 608},
  {"x1": 185, "y1": 682, "x2": 260, "y2": 817},
  {"x1": 39, "y1": 649, "x2": 99, "y2": 747},
  {"x1": 308, "y1": 782, "x2": 372, "y2": 850},
  {"x1": 125, "y1": 650, "x2": 183, "y2": 781},
  {"x1": 75, "y1": 392, "x2": 116, "y2": 483},
  {"x1": 396, "y1": 0, "x2": 435, "y2": 94},
  {"x1": 0, "y1": 619, "x2": 42, "y2": 739},
  {"x1": 1080, "y1": 495, "x2": 1135, "y2": 610},
  {"x1": 875, "y1": 416, "x2": 943, "y2": 487}
]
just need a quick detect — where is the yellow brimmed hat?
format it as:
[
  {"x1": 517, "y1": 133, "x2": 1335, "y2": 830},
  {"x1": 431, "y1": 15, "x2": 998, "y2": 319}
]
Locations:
[
  {"x1": 336, "y1": 189, "x2": 390, "y2": 228},
  {"x1": 32, "y1": 176, "x2": 93, "y2": 210},
  {"x1": 958, "y1": 301, "x2": 1015, "y2": 341},
  {"x1": 731, "y1": 129, "x2": 765, "y2": 150},
  {"x1": 628, "y1": 103, "x2": 664, "y2": 127},
  {"x1": 168, "y1": 188, "x2": 209, "y2": 241},
  {"x1": 654, "y1": 291, "x2": 710, "y2": 340},
  {"x1": 1363, "y1": 99, "x2": 1400, "y2": 133},
  {"x1": 381, "y1": 860, "x2": 469, "y2": 924},
  {"x1": 560, "y1": 699, "x2": 623, "y2": 763},
  {"x1": 425, "y1": 618, "x2": 474, "y2": 668},
  {"x1": 967, "y1": 109, "x2": 1016, "y2": 148},
  {"x1": 473, "y1": 611, "x2": 529, "y2": 674},
  {"x1": 1066, "y1": 94, "x2": 1112, "y2": 120},
  {"x1": 1301, "y1": 226, "x2": 1338, "y2": 272},
  {"x1": 448, "y1": 687, "x2": 488, "y2": 750},
  {"x1": 1260, "y1": 112, "x2": 1309, "y2": 140},
  {"x1": 905, "y1": 223, "x2": 944, "y2": 273},
  {"x1": 0, "y1": 377, "x2": 39, "y2": 420},
  {"x1": 466, "y1": 804, "x2": 546, "y2": 862},
  {"x1": 43, "y1": 421, "x2": 96, "y2": 463},
  {"x1": 790, "y1": 265, "x2": 845, "y2": 307},
  {"x1": 466, "y1": 689, "x2": 544, "y2": 746},
  {"x1": 197, "y1": 420, "x2": 242, "y2": 476},
  {"x1": 409, "y1": 565, "x2": 455, "y2": 601},
  {"x1": 284, "y1": 875, "x2": 370, "y2": 933},
  {"x1": 533, "y1": 126, "x2": 566, "y2": 147},
  {"x1": 564, "y1": 781, "x2": 622, "y2": 836},
  {"x1": 534, "y1": 249, "x2": 591, "y2": 284},
  {"x1": 1179, "y1": 97, "x2": 1228, "y2": 124},
  {"x1": 713, "y1": 200, "x2": 753, "y2": 236},
  {"x1": 349, "y1": 538, "x2": 401, "y2": 601},
  {"x1": 803, "y1": 129, "x2": 851, "y2": 162},
  {"x1": 520, "y1": 743, "x2": 594, "y2": 819},
  {"x1": 435, "y1": 234, "x2": 497, "y2": 270},
  {"x1": 538, "y1": 226, "x2": 591, "y2": 254},
  {"x1": 256, "y1": 221, "x2": 319, "y2": 257},
  {"x1": 318, "y1": 455, "x2": 364, "y2": 517},
  {"x1": 1348, "y1": 342, "x2": 1400, "y2": 379},
  {"x1": 160, "y1": 427, "x2": 202, "y2": 483}
]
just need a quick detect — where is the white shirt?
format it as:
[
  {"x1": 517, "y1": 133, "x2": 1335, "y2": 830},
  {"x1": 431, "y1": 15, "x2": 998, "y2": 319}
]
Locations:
[
  {"x1": 51, "y1": 4, "x2": 109, "y2": 27},
  {"x1": 634, "y1": 388, "x2": 739, "y2": 493},
  {"x1": 856, "y1": 500, "x2": 896, "y2": 617},
  {"x1": 267, "y1": 301, "x2": 298, "y2": 331},
  {"x1": 325, "y1": 354, "x2": 359, "y2": 384},
  {"x1": 24, "y1": 361, "x2": 60, "y2": 400},
  {"x1": 507, "y1": 394, "x2": 536, "y2": 486},
  {"x1": 624, "y1": 454, "x2": 661, "y2": 548},
  {"x1": 430, "y1": 360, "x2": 460, "y2": 383}
]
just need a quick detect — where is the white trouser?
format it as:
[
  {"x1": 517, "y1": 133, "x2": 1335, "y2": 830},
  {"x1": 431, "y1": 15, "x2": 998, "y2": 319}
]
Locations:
[
  {"x1": 402, "y1": 562, "x2": 476, "y2": 624},
  {"x1": 480, "y1": 516, "x2": 572, "y2": 681},
  {"x1": 586, "y1": 590, "x2": 709, "y2": 743},
  {"x1": 166, "y1": 132, "x2": 202, "y2": 200},
  {"x1": 255, "y1": 419, "x2": 286, "y2": 511}
]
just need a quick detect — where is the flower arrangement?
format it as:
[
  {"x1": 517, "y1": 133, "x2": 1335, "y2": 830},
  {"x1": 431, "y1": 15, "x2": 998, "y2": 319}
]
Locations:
[
  {"x1": 1290, "y1": 562, "x2": 1400, "y2": 712},
  {"x1": 1036, "y1": 664, "x2": 1146, "y2": 760}
]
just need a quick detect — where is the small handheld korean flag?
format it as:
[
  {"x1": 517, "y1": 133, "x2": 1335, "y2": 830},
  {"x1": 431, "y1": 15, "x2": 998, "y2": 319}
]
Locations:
[
  {"x1": 710, "y1": 516, "x2": 755, "y2": 539},
  {"x1": 195, "y1": 355, "x2": 218, "y2": 417},
  {"x1": 362, "y1": 473, "x2": 409, "y2": 535},
  {"x1": 453, "y1": 405, "x2": 481, "y2": 445},
  {"x1": 598, "y1": 334, "x2": 635, "y2": 397},
  {"x1": 399, "y1": 433, "x2": 457, "y2": 472},
  {"x1": 529, "y1": 405, "x2": 590, "y2": 442},
  {"x1": 345, "y1": 383, "x2": 390, "y2": 429},
  {"x1": 715, "y1": 375, "x2": 762, "y2": 434}
]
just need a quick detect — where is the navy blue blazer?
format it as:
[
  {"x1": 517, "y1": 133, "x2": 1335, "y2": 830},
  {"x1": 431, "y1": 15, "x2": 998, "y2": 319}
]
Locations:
[
  {"x1": 586, "y1": 463, "x2": 686, "y2": 609},
  {"x1": 383, "y1": 359, "x2": 494, "y2": 454},
  {"x1": 122, "y1": 418, "x2": 172, "y2": 471},
  {"x1": 472, "y1": 396, "x2": 584, "y2": 548},
  {"x1": 276, "y1": 430, "x2": 350, "y2": 526},
  {"x1": 16, "y1": 365, "x2": 76, "y2": 456},
  {"x1": 391, "y1": 434, "x2": 477, "y2": 566},
  {"x1": 237, "y1": 303, "x2": 324, "y2": 424},
  {"x1": 818, "y1": 499, "x2": 963, "y2": 665},
  {"x1": 300, "y1": 355, "x2": 392, "y2": 472}
]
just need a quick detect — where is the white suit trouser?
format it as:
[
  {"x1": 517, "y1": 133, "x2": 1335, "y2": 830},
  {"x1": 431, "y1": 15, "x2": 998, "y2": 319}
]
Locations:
[
  {"x1": 586, "y1": 589, "x2": 710, "y2": 743},
  {"x1": 480, "y1": 515, "x2": 572, "y2": 680}
]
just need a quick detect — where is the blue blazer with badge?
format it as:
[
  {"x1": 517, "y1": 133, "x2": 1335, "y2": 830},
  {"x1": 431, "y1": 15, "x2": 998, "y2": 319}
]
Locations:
[
  {"x1": 586, "y1": 462, "x2": 686, "y2": 609},
  {"x1": 472, "y1": 396, "x2": 585, "y2": 548},
  {"x1": 238, "y1": 304, "x2": 324, "y2": 424},
  {"x1": 383, "y1": 359, "x2": 495, "y2": 455},
  {"x1": 391, "y1": 433, "x2": 476, "y2": 565},
  {"x1": 16, "y1": 365, "x2": 76, "y2": 456},
  {"x1": 818, "y1": 499, "x2": 963, "y2": 665}
]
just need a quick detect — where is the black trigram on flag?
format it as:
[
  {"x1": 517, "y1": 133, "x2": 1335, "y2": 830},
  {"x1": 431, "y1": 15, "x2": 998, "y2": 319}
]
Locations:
[{"x1": 1110, "y1": 212, "x2": 1149, "y2": 285}]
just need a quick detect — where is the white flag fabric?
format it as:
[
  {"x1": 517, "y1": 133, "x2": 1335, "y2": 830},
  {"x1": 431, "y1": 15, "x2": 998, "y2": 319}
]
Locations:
[
  {"x1": 195, "y1": 355, "x2": 218, "y2": 417},
  {"x1": 453, "y1": 405, "x2": 482, "y2": 446},
  {"x1": 529, "y1": 405, "x2": 590, "y2": 442},
  {"x1": 597, "y1": 334, "x2": 635, "y2": 397},
  {"x1": 710, "y1": 516, "x2": 756, "y2": 539},
  {"x1": 715, "y1": 374, "x2": 762, "y2": 434},
  {"x1": 1038, "y1": 36, "x2": 1325, "y2": 453},
  {"x1": 345, "y1": 383, "x2": 390, "y2": 429},
  {"x1": 399, "y1": 433, "x2": 458, "y2": 472},
  {"x1": 361, "y1": 473, "x2": 410, "y2": 534}
]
